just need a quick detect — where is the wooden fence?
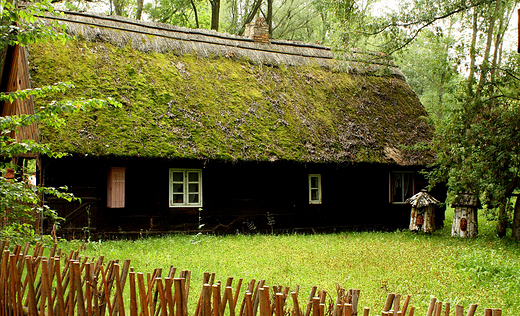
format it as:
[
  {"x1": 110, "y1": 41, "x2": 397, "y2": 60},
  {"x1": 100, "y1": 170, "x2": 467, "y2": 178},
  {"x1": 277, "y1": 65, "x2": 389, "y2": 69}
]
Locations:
[{"x1": 0, "y1": 241, "x2": 502, "y2": 316}]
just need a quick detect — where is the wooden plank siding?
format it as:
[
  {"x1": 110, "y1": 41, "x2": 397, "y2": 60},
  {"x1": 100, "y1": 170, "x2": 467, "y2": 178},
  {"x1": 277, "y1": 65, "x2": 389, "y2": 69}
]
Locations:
[
  {"x1": 42, "y1": 156, "x2": 445, "y2": 238},
  {"x1": 0, "y1": 45, "x2": 39, "y2": 153}
]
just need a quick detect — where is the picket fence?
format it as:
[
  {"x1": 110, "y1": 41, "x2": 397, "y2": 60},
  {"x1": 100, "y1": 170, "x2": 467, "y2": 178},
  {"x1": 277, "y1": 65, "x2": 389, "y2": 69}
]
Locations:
[{"x1": 0, "y1": 241, "x2": 502, "y2": 316}]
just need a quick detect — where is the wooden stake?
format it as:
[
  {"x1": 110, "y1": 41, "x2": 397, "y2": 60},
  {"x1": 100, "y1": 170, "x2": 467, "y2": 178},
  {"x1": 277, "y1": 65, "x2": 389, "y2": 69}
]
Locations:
[
  {"x1": 401, "y1": 295, "x2": 410, "y2": 316},
  {"x1": 156, "y1": 278, "x2": 168, "y2": 316},
  {"x1": 393, "y1": 294, "x2": 400, "y2": 316},
  {"x1": 425, "y1": 298, "x2": 437, "y2": 316},
  {"x1": 444, "y1": 303, "x2": 450, "y2": 316},
  {"x1": 465, "y1": 304, "x2": 477, "y2": 316},
  {"x1": 129, "y1": 271, "x2": 138, "y2": 316},
  {"x1": 213, "y1": 284, "x2": 221, "y2": 316},
  {"x1": 491, "y1": 309, "x2": 501, "y2": 316},
  {"x1": 408, "y1": 306, "x2": 415, "y2": 316},
  {"x1": 245, "y1": 292, "x2": 254, "y2": 316},
  {"x1": 259, "y1": 288, "x2": 267, "y2": 316},
  {"x1": 176, "y1": 278, "x2": 187, "y2": 316},
  {"x1": 363, "y1": 307, "x2": 369, "y2": 316},
  {"x1": 291, "y1": 292, "x2": 300, "y2": 316},
  {"x1": 383, "y1": 294, "x2": 395, "y2": 312},
  {"x1": 455, "y1": 305, "x2": 464, "y2": 316},
  {"x1": 202, "y1": 284, "x2": 212, "y2": 316},
  {"x1": 343, "y1": 303, "x2": 352, "y2": 316},
  {"x1": 252, "y1": 280, "x2": 265, "y2": 316},
  {"x1": 434, "y1": 301, "x2": 442, "y2": 316},
  {"x1": 484, "y1": 308, "x2": 492, "y2": 316},
  {"x1": 304, "y1": 286, "x2": 317, "y2": 316},
  {"x1": 275, "y1": 293, "x2": 284, "y2": 316},
  {"x1": 137, "y1": 273, "x2": 149, "y2": 316},
  {"x1": 312, "y1": 297, "x2": 320, "y2": 316}
]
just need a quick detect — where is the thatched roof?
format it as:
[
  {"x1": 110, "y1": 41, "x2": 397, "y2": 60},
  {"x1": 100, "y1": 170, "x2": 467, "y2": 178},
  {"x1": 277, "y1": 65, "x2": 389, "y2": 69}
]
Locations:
[
  {"x1": 405, "y1": 189, "x2": 440, "y2": 208},
  {"x1": 27, "y1": 11, "x2": 433, "y2": 165}
]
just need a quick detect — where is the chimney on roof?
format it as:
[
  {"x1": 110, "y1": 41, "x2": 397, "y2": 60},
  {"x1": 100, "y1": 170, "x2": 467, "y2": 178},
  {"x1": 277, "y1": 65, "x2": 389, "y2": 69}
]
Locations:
[{"x1": 245, "y1": 17, "x2": 269, "y2": 44}]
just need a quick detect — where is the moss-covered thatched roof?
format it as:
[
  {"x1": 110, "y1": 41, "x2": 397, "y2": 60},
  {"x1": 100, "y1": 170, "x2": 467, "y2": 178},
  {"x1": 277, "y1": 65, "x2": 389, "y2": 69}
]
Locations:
[{"x1": 29, "y1": 11, "x2": 432, "y2": 165}]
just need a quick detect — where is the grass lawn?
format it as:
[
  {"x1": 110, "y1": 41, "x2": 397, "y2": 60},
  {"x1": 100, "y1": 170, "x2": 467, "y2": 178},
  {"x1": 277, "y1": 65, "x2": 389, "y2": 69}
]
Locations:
[{"x1": 62, "y1": 209, "x2": 520, "y2": 315}]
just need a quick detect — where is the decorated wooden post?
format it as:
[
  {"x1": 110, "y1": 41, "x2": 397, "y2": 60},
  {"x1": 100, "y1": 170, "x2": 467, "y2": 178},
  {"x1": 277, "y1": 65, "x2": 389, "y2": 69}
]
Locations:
[
  {"x1": 406, "y1": 189, "x2": 439, "y2": 233},
  {"x1": 451, "y1": 193, "x2": 480, "y2": 238}
]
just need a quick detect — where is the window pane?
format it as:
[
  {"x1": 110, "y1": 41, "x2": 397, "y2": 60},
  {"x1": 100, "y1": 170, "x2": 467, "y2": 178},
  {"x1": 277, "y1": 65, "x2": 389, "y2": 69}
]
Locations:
[
  {"x1": 172, "y1": 183, "x2": 183, "y2": 193},
  {"x1": 311, "y1": 177, "x2": 318, "y2": 188},
  {"x1": 172, "y1": 172, "x2": 183, "y2": 182},
  {"x1": 403, "y1": 173, "x2": 413, "y2": 200},
  {"x1": 311, "y1": 189, "x2": 318, "y2": 201},
  {"x1": 189, "y1": 183, "x2": 199, "y2": 193},
  {"x1": 173, "y1": 194, "x2": 183, "y2": 203},
  {"x1": 188, "y1": 172, "x2": 199, "y2": 182},
  {"x1": 189, "y1": 194, "x2": 199, "y2": 203}
]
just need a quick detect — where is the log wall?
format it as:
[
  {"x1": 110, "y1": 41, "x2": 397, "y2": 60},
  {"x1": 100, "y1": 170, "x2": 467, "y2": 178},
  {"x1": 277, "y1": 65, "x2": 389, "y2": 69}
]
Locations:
[{"x1": 41, "y1": 156, "x2": 440, "y2": 238}]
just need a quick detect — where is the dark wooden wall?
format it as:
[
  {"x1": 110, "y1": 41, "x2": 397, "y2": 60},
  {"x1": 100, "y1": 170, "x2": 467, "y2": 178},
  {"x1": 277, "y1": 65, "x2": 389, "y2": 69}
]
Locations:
[{"x1": 42, "y1": 156, "x2": 442, "y2": 238}]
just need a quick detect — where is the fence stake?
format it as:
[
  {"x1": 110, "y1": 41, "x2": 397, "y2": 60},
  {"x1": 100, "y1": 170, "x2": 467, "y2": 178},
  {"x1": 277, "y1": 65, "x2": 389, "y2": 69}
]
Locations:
[
  {"x1": 304, "y1": 286, "x2": 317, "y2": 316},
  {"x1": 291, "y1": 292, "x2": 300, "y2": 316},
  {"x1": 455, "y1": 305, "x2": 464, "y2": 316},
  {"x1": 425, "y1": 298, "x2": 437, "y2": 316},
  {"x1": 312, "y1": 297, "x2": 319, "y2": 316},
  {"x1": 465, "y1": 304, "x2": 477, "y2": 316},
  {"x1": 383, "y1": 294, "x2": 394, "y2": 312},
  {"x1": 137, "y1": 272, "x2": 149, "y2": 316},
  {"x1": 163, "y1": 277, "x2": 174, "y2": 316},
  {"x1": 443, "y1": 303, "x2": 450, "y2": 316},
  {"x1": 156, "y1": 278, "x2": 167, "y2": 316}
]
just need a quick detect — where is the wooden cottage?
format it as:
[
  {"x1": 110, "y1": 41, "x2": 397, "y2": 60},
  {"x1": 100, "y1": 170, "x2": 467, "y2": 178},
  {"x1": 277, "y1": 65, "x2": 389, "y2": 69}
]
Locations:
[
  {"x1": 405, "y1": 189, "x2": 440, "y2": 233},
  {"x1": 1, "y1": 11, "x2": 440, "y2": 237},
  {"x1": 451, "y1": 193, "x2": 480, "y2": 238}
]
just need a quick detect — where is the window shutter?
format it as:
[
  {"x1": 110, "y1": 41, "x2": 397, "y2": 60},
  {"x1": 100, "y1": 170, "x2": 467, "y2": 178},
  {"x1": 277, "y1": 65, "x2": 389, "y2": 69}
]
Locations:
[{"x1": 107, "y1": 167, "x2": 126, "y2": 208}]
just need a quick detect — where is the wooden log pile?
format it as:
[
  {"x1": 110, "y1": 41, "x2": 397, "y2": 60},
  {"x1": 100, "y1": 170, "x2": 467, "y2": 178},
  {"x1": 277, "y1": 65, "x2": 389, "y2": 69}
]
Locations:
[{"x1": 0, "y1": 241, "x2": 502, "y2": 316}]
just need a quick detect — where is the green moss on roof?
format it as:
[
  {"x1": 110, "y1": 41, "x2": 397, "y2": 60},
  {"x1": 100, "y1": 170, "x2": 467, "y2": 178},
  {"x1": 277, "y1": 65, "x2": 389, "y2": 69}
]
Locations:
[{"x1": 29, "y1": 38, "x2": 432, "y2": 164}]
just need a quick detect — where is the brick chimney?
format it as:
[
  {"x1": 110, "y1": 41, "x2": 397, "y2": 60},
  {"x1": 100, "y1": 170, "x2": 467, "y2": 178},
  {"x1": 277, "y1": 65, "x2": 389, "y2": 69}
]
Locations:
[{"x1": 245, "y1": 17, "x2": 269, "y2": 44}]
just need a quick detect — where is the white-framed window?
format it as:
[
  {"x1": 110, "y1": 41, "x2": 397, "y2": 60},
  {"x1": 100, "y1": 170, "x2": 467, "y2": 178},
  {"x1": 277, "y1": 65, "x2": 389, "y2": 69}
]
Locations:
[
  {"x1": 389, "y1": 171, "x2": 414, "y2": 203},
  {"x1": 309, "y1": 174, "x2": 322, "y2": 204},
  {"x1": 169, "y1": 169, "x2": 203, "y2": 207}
]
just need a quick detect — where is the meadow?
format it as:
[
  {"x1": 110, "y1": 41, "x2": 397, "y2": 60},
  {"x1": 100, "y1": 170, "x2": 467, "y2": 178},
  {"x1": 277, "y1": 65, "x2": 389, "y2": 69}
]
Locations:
[{"x1": 62, "y1": 210, "x2": 520, "y2": 315}]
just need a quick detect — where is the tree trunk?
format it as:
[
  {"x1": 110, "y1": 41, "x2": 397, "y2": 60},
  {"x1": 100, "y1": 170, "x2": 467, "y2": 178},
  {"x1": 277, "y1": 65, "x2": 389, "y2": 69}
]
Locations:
[
  {"x1": 190, "y1": 0, "x2": 200, "y2": 28},
  {"x1": 512, "y1": 196, "x2": 520, "y2": 240},
  {"x1": 475, "y1": 1, "x2": 498, "y2": 100},
  {"x1": 467, "y1": 8, "x2": 478, "y2": 96},
  {"x1": 135, "y1": 0, "x2": 144, "y2": 20},
  {"x1": 496, "y1": 202, "x2": 507, "y2": 238},
  {"x1": 267, "y1": 0, "x2": 273, "y2": 38},
  {"x1": 452, "y1": 206, "x2": 478, "y2": 238},
  {"x1": 210, "y1": 0, "x2": 220, "y2": 31}
]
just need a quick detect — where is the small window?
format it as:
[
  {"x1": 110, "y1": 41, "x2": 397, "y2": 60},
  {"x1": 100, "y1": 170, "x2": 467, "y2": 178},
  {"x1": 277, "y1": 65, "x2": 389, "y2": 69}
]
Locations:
[
  {"x1": 390, "y1": 171, "x2": 414, "y2": 203},
  {"x1": 309, "y1": 174, "x2": 322, "y2": 204},
  {"x1": 169, "y1": 169, "x2": 202, "y2": 207}
]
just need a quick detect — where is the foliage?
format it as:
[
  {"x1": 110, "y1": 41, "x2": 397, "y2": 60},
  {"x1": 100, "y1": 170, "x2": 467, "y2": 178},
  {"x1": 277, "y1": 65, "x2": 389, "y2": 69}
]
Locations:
[
  {"x1": 371, "y1": 0, "x2": 520, "y2": 238},
  {"x1": 0, "y1": 0, "x2": 69, "y2": 46},
  {"x1": 396, "y1": 27, "x2": 462, "y2": 124},
  {"x1": 0, "y1": 0, "x2": 117, "y2": 242},
  {"x1": 144, "y1": 0, "x2": 210, "y2": 28}
]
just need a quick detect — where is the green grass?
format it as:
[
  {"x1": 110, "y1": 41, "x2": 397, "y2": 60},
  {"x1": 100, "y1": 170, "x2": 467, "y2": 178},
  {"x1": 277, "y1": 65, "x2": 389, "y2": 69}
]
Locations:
[{"x1": 61, "y1": 210, "x2": 520, "y2": 315}]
